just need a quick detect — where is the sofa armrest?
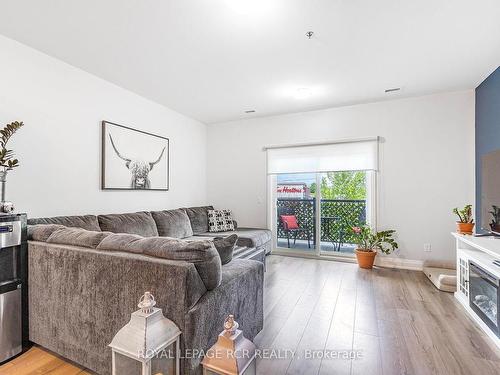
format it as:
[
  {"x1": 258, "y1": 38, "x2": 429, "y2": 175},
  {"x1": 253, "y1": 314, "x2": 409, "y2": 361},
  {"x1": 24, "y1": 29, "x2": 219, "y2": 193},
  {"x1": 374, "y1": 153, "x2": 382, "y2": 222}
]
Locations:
[{"x1": 28, "y1": 240, "x2": 207, "y2": 375}]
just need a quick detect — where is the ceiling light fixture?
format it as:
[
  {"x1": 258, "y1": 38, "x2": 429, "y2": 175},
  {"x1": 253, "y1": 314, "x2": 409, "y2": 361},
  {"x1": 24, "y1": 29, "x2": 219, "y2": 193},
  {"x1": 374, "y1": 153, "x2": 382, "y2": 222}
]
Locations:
[
  {"x1": 294, "y1": 87, "x2": 313, "y2": 100},
  {"x1": 385, "y1": 87, "x2": 401, "y2": 93},
  {"x1": 244, "y1": 110, "x2": 256, "y2": 113}
]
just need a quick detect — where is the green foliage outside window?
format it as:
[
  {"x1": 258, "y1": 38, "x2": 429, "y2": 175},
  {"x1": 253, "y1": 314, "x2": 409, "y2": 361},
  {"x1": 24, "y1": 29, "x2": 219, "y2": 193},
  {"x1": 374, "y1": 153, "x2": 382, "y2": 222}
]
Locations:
[{"x1": 310, "y1": 171, "x2": 366, "y2": 200}]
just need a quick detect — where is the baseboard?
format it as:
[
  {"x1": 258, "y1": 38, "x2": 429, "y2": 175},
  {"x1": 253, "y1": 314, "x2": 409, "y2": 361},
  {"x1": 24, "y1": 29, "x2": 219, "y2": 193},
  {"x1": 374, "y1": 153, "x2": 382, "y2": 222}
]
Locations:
[
  {"x1": 375, "y1": 257, "x2": 424, "y2": 271},
  {"x1": 271, "y1": 249, "x2": 356, "y2": 264},
  {"x1": 271, "y1": 249, "x2": 424, "y2": 271}
]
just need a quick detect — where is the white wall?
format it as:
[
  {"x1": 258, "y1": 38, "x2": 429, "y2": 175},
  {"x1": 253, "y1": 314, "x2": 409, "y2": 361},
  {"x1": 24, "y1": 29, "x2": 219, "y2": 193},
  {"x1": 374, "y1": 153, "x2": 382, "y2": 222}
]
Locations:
[
  {"x1": 0, "y1": 35, "x2": 207, "y2": 217},
  {"x1": 207, "y1": 91, "x2": 475, "y2": 262}
]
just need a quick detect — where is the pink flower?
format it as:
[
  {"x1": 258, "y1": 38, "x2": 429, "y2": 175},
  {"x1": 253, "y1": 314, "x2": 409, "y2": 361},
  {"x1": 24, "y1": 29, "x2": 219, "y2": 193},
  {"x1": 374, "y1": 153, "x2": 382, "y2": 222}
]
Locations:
[{"x1": 352, "y1": 226, "x2": 361, "y2": 234}]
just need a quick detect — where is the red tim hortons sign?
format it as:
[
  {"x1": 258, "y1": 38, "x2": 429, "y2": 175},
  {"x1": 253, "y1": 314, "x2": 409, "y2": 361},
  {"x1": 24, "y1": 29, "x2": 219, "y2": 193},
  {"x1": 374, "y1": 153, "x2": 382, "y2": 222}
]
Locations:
[{"x1": 277, "y1": 184, "x2": 308, "y2": 199}]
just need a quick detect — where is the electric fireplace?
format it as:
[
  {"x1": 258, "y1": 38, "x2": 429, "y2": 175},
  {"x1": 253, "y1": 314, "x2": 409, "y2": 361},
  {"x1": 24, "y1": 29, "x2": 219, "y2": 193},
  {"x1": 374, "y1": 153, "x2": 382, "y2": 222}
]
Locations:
[{"x1": 469, "y1": 261, "x2": 499, "y2": 338}]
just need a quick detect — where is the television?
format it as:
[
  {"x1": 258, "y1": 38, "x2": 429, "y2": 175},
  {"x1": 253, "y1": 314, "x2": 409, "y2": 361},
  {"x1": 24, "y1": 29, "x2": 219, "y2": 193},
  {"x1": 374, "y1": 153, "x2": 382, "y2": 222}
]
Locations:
[{"x1": 480, "y1": 149, "x2": 500, "y2": 235}]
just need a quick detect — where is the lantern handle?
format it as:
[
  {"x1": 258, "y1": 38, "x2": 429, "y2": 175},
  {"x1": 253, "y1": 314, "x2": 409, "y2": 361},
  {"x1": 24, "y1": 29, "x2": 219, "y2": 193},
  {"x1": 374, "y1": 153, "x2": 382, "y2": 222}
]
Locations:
[
  {"x1": 224, "y1": 314, "x2": 239, "y2": 334},
  {"x1": 138, "y1": 291, "x2": 156, "y2": 314}
]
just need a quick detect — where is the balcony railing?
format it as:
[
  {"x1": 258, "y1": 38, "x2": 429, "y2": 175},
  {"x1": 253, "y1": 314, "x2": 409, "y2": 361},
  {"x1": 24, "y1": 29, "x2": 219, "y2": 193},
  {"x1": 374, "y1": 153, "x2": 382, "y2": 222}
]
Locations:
[{"x1": 276, "y1": 198, "x2": 366, "y2": 245}]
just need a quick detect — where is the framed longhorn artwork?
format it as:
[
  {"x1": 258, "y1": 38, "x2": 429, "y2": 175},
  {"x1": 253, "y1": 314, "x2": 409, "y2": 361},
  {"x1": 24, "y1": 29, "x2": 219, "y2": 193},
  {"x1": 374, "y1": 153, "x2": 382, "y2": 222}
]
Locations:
[{"x1": 101, "y1": 121, "x2": 169, "y2": 190}]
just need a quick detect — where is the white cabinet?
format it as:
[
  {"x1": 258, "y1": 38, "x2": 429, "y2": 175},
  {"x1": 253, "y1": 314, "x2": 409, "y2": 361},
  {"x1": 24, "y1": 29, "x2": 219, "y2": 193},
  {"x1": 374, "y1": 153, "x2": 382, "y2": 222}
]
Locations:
[
  {"x1": 458, "y1": 255, "x2": 469, "y2": 298},
  {"x1": 453, "y1": 233, "x2": 500, "y2": 348}
]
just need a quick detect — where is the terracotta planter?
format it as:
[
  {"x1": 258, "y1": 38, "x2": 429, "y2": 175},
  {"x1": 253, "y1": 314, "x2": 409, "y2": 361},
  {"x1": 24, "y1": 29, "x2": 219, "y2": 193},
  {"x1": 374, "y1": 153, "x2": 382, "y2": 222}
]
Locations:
[
  {"x1": 355, "y1": 249, "x2": 377, "y2": 269},
  {"x1": 456, "y1": 222, "x2": 475, "y2": 235}
]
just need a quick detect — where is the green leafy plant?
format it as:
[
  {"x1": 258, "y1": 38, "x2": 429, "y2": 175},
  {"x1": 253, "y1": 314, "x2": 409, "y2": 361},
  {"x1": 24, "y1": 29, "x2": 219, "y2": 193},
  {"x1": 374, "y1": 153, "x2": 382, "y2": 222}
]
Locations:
[
  {"x1": 351, "y1": 226, "x2": 398, "y2": 254},
  {"x1": 0, "y1": 121, "x2": 23, "y2": 171},
  {"x1": 453, "y1": 204, "x2": 473, "y2": 223},
  {"x1": 490, "y1": 205, "x2": 500, "y2": 226}
]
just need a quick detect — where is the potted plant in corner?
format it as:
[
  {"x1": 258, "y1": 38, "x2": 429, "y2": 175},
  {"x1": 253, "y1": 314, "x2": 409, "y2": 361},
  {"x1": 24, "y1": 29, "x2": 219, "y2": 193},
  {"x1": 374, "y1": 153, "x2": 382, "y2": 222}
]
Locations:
[
  {"x1": 453, "y1": 204, "x2": 474, "y2": 235},
  {"x1": 351, "y1": 226, "x2": 398, "y2": 269}
]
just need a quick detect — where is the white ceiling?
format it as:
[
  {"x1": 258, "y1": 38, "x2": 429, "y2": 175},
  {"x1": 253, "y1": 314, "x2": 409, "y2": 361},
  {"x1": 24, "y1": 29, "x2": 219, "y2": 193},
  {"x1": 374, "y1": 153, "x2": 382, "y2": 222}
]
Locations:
[{"x1": 1, "y1": 0, "x2": 499, "y2": 124}]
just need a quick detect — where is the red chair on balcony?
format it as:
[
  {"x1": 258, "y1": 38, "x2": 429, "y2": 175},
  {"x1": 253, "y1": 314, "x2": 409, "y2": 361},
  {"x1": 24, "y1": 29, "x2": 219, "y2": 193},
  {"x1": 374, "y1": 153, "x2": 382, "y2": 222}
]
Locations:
[{"x1": 280, "y1": 214, "x2": 311, "y2": 249}]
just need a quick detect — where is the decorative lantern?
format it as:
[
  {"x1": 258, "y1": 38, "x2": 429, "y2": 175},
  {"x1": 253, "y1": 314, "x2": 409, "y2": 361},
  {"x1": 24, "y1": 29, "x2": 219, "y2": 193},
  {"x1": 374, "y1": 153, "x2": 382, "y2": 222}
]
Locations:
[
  {"x1": 109, "y1": 292, "x2": 181, "y2": 375},
  {"x1": 201, "y1": 315, "x2": 257, "y2": 375}
]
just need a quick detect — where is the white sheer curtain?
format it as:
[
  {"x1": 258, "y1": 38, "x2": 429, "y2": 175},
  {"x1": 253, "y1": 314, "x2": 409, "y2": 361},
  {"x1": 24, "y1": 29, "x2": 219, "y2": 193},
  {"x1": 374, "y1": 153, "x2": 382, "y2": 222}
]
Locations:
[{"x1": 266, "y1": 138, "x2": 379, "y2": 174}]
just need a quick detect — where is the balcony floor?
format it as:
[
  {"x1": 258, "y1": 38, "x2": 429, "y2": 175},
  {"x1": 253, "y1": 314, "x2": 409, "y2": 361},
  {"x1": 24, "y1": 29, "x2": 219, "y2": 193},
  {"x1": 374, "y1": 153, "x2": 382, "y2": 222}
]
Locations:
[{"x1": 277, "y1": 238, "x2": 356, "y2": 254}]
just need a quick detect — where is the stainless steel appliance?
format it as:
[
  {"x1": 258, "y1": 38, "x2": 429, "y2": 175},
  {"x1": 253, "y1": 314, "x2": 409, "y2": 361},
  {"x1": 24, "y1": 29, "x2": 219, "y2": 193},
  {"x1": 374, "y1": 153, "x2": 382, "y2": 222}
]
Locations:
[
  {"x1": 0, "y1": 214, "x2": 27, "y2": 363},
  {"x1": 469, "y1": 261, "x2": 499, "y2": 338}
]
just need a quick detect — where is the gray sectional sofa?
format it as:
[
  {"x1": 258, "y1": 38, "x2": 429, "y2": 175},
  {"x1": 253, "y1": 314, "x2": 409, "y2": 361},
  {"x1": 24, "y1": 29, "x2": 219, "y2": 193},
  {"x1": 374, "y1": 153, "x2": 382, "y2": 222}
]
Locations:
[{"x1": 26, "y1": 206, "x2": 271, "y2": 375}]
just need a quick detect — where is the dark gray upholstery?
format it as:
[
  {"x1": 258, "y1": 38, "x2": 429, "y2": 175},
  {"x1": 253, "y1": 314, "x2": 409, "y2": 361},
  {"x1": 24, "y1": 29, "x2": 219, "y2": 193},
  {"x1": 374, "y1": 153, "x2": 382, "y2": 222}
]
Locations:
[
  {"x1": 212, "y1": 234, "x2": 238, "y2": 265},
  {"x1": 184, "y1": 259, "x2": 264, "y2": 374},
  {"x1": 28, "y1": 215, "x2": 101, "y2": 231},
  {"x1": 47, "y1": 227, "x2": 111, "y2": 249},
  {"x1": 184, "y1": 206, "x2": 213, "y2": 234},
  {"x1": 97, "y1": 212, "x2": 159, "y2": 237},
  {"x1": 151, "y1": 209, "x2": 194, "y2": 238},
  {"x1": 195, "y1": 227, "x2": 272, "y2": 248},
  {"x1": 97, "y1": 234, "x2": 222, "y2": 290},
  {"x1": 28, "y1": 241, "x2": 209, "y2": 375},
  {"x1": 26, "y1": 207, "x2": 266, "y2": 375},
  {"x1": 28, "y1": 224, "x2": 67, "y2": 242}
]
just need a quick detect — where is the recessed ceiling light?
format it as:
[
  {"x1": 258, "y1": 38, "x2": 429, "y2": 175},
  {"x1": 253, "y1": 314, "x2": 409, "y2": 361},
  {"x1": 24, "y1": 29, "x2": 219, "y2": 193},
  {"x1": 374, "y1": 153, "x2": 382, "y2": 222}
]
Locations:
[
  {"x1": 294, "y1": 87, "x2": 313, "y2": 100},
  {"x1": 385, "y1": 87, "x2": 401, "y2": 93},
  {"x1": 245, "y1": 110, "x2": 256, "y2": 113}
]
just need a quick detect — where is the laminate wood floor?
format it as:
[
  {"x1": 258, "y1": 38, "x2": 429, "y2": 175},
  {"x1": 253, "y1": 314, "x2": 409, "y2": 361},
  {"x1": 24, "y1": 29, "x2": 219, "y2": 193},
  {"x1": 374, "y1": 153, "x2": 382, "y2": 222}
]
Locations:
[
  {"x1": 2, "y1": 255, "x2": 499, "y2": 375},
  {"x1": 0, "y1": 346, "x2": 91, "y2": 374}
]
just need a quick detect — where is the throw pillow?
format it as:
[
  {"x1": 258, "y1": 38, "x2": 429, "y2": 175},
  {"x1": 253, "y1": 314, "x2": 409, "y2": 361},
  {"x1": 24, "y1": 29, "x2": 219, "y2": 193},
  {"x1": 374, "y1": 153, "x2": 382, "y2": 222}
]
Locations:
[
  {"x1": 213, "y1": 234, "x2": 238, "y2": 265},
  {"x1": 280, "y1": 215, "x2": 299, "y2": 229},
  {"x1": 208, "y1": 209, "x2": 235, "y2": 232}
]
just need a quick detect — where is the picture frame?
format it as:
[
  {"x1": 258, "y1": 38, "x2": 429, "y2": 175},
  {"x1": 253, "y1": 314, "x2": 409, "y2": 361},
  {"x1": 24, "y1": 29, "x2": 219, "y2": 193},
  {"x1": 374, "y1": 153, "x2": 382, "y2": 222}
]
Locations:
[{"x1": 101, "y1": 121, "x2": 169, "y2": 190}]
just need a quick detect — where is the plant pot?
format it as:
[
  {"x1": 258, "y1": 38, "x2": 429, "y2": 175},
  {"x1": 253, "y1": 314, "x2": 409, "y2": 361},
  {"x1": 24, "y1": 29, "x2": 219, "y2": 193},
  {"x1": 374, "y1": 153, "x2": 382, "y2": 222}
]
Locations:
[
  {"x1": 456, "y1": 222, "x2": 475, "y2": 235},
  {"x1": 355, "y1": 249, "x2": 377, "y2": 269}
]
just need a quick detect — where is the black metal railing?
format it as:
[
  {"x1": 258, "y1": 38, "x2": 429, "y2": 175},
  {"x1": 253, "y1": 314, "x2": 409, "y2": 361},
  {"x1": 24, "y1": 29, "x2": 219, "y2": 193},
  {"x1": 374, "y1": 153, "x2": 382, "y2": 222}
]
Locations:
[{"x1": 276, "y1": 198, "x2": 366, "y2": 245}]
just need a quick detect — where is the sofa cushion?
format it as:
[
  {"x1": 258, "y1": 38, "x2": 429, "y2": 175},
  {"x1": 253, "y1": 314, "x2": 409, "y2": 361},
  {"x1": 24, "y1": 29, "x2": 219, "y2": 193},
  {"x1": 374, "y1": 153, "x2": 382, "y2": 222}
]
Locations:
[
  {"x1": 28, "y1": 224, "x2": 67, "y2": 242},
  {"x1": 184, "y1": 206, "x2": 213, "y2": 234},
  {"x1": 194, "y1": 228, "x2": 272, "y2": 248},
  {"x1": 97, "y1": 212, "x2": 159, "y2": 237},
  {"x1": 151, "y1": 209, "x2": 193, "y2": 238},
  {"x1": 46, "y1": 227, "x2": 111, "y2": 249},
  {"x1": 27, "y1": 215, "x2": 101, "y2": 231},
  {"x1": 96, "y1": 233, "x2": 145, "y2": 254},
  {"x1": 213, "y1": 234, "x2": 238, "y2": 265},
  {"x1": 97, "y1": 234, "x2": 222, "y2": 290}
]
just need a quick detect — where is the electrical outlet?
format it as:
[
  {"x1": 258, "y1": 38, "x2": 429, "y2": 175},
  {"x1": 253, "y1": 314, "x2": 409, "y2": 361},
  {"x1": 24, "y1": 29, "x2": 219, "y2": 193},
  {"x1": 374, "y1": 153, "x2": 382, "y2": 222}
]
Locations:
[{"x1": 423, "y1": 243, "x2": 432, "y2": 252}]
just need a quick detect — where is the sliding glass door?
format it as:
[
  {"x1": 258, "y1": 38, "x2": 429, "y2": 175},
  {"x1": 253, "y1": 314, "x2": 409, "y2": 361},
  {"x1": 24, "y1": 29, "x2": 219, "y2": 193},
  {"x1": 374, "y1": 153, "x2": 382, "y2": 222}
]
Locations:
[
  {"x1": 266, "y1": 138, "x2": 378, "y2": 258},
  {"x1": 271, "y1": 171, "x2": 374, "y2": 257}
]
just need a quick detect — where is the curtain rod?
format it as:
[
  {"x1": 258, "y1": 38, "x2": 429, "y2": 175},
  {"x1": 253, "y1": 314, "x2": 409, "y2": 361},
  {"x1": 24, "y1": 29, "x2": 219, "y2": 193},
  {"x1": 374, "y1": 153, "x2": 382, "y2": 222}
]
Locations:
[{"x1": 262, "y1": 136, "x2": 379, "y2": 151}]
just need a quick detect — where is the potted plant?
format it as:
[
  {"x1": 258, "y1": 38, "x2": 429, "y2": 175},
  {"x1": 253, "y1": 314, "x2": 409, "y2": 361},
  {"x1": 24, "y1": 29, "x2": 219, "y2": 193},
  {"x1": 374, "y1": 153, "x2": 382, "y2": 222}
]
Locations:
[
  {"x1": 453, "y1": 204, "x2": 474, "y2": 235},
  {"x1": 0, "y1": 121, "x2": 23, "y2": 207},
  {"x1": 490, "y1": 205, "x2": 500, "y2": 233},
  {"x1": 351, "y1": 226, "x2": 398, "y2": 269}
]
